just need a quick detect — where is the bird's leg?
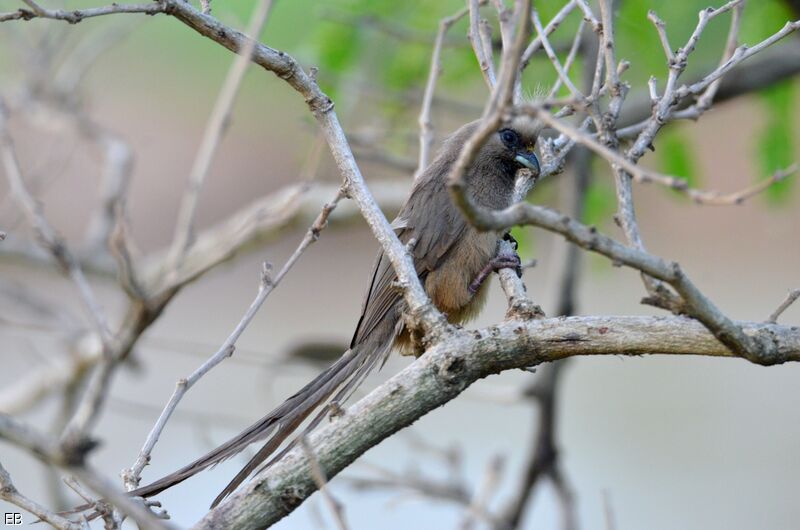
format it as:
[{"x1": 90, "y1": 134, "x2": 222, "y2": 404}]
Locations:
[{"x1": 468, "y1": 242, "x2": 522, "y2": 295}]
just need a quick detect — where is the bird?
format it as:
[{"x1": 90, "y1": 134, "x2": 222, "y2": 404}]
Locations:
[{"x1": 126, "y1": 115, "x2": 541, "y2": 508}]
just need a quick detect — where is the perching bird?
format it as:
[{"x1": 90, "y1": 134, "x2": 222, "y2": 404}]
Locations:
[{"x1": 128, "y1": 116, "x2": 541, "y2": 507}]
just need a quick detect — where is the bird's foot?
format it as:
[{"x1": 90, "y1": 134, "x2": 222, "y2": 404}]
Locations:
[{"x1": 468, "y1": 251, "x2": 522, "y2": 294}]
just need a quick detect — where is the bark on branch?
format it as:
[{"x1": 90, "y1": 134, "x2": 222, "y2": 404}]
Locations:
[{"x1": 195, "y1": 315, "x2": 800, "y2": 529}]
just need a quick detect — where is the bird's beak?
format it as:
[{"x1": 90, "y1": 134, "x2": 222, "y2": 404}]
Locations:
[
  {"x1": 512, "y1": 149, "x2": 540, "y2": 204},
  {"x1": 515, "y1": 150, "x2": 540, "y2": 175}
]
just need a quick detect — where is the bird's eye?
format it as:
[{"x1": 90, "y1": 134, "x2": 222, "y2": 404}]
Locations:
[{"x1": 499, "y1": 129, "x2": 519, "y2": 147}]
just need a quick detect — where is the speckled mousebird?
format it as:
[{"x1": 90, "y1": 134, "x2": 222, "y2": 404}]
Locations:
[{"x1": 127, "y1": 115, "x2": 542, "y2": 507}]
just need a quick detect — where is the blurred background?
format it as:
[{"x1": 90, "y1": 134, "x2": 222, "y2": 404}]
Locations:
[{"x1": 1, "y1": 0, "x2": 799, "y2": 528}]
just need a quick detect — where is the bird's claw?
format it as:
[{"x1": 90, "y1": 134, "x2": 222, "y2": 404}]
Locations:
[
  {"x1": 492, "y1": 252, "x2": 523, "y2": 278},
  {"x1": 468, "y1": 251, "x2": 523, "y2": 294}
]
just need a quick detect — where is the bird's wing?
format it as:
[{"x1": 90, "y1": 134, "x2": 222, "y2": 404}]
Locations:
[{"x1": 350, "y1": 176, "x2": 468, "y2": 347}]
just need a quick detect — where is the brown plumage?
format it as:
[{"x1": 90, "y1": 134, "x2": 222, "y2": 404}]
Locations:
[{"x1": 127, "y1": 116, "x2": 541, "y2": 507}]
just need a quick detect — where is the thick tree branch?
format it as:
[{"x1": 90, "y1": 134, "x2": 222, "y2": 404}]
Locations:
[
  {"x1": 451, "y1": 198, "x2": 786, "y2": 365},
  {"x1": 195, "y1": 315, "x2": 800, "y2": 529}
]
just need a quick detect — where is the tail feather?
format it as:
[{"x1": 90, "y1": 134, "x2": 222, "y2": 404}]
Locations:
[
  {"x1": 130, "y1": 346, "x2": 370, "y2": 501},
  {"x1": 210, "y1": 340, "x2": 388, "y2": 507},
  {"x1": 257, "y1": 336, "x2": 389, "y2": 474}
]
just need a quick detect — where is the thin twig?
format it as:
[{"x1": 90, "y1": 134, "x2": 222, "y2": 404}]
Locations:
[
  {"x1": 167, "y1": 0, "x2": 275, "y2": 272},
  {"x1": 520, "y1": 1, "x2": 578, "y2": 70},
  {"x1": 0, "y1": 415, "x2": 171, "y2": 529},
  {"x1": 548, "y1": 19, "x2": 585, "y2": 99},
  {"x1": 468, "y1": 0, "x2": 497, "y2": 88},
  {"x1": 2, "y1": 0, "x2": 165, "y2": 23},
  {"x1": 301, "y1": 438, "x2": 350, "y2": 530},
  {"x1": 528, "y1": 107, "x2": 797, "y2": 205},
  {"x1": 415, "y1": 12, "x2": 456, "y2": 177},
  {"x1": 459, "y1": 455, "x2": 504, "y2": 530},
  {"x1": 767, "y1": 289, "x2": 800, "y2": 323},
  {"x1": 0, "y1": 103, "x2": 112, "y2": 344},
  {"x1": 124, "y1": 189, "x2": 346, "y2": 488},
  {"x1": 647, "y1": 10, "x2": 674, "y2": 62},
  {"x1": 63, "y1": 476, "x2": 121, "y2": 529},
  {"x1": 413, "y1": 1, "x2": 487, "y2": 175},
  {"x1": 532, "y1": 9, "x2": 582, "y2": 99},
  {"x1": 0, "y1": 461, "x2": 84, "y2": 530}
]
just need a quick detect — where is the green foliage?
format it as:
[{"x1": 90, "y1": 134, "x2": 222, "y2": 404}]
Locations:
[
  {"x1": 657, "y1": 125, "x2": 700, "y2": 196},
  {"x1": 756, "y1": 80, "x2": 796, "y2": 202},
  {"x1": 739, "y1": 0, "x2": 795, "y2": 44},
  {"x1": 101, "y1": 0, "x2": 797, "y2": 209},
  {"x1": 584, "y1": 170, "x2": 617, "y2": 228},
  {"x1": 510, "y1": 226, "x2": 534, "y2": 260}
]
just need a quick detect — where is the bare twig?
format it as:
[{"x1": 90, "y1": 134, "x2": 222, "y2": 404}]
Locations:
[
  {"x1": 1, "y1": 1, "x2": 165, "y2": 23},
  {"x1": 0, "y1": 338, "x2": 102, "y2": 415},
  {"x1": 125, "y1": 189, "x2": 346, "y2": 488},
  {"x1": 520, "y1": 1, "x2": 579, "y2": 70},
  {"x1": 62, "y1": 475, "x2": 119, "y2": 527},
  {"x1": 0, "y1": 415, "x2": 171, "y2": 529},
  {"x1": 167, "y1": 0, "x2": 275, "y2": 271},
  {"x1": 459, "y1": 455, "x2": 504, "y2": 530},
  {"x1": 0, "y1": 103, "x2": 112, "y2": 343},
  {"x1": 496, "y1": 239, "x2": 543, "y2": 321},
  {"x1": 468, "y1": 0, "x2": 497, "y2": 88},
  {"x1": 767, "y1": 289, "x2": 800, "y2": 323},
  {"x1": 70, "y1": 466, "x2": 173, "y2": 529},
  {"x1": 415, "y1": 8, "x2": 466, "y2": 177},
  {"x1": 597, "y1": 0, "x2": 622, "y2": 97},
  {"x1": 83, "y1": 136, "x2": 134, "y2": 254},
  {"x1": 547, "y1": 19, "x2": 586, "y2": 99},
  {"x1": 345, "y1": 462, "x2": 503, "y2": 529},
  {"x1": 528, "y1": 107, "x2": 797, "y2": 205},
  {"x1": 532, "y1": 10, "x2": 582, "y2": 99},
  {"x1": 647, "y1": 10, "x2": 674, "y2": 62},
  {"x1": 301, "y1": 438, "x2": 350, "y2": 530},
  {"x1": 0, "y1": 461, "x2": 84, "y2": 530},
  {"x1": 616, "y1": 39, "x2": 800, "y2": 138},
  {"x1": 693, "y1": 2, "x2": 744, "y2": 111}
]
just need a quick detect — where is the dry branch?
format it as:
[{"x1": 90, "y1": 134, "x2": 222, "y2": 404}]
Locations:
[{"x1": 195, "y1": 314, "x2": 800, "y2": 528}]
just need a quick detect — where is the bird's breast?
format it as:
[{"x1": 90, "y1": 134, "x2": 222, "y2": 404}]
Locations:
[{"x1": 424, "y1": 228, "x2": 499, "y2": 324}]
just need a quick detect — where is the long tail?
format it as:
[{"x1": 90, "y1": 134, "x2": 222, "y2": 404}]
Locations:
[{"x1": 127, "y1": 341, "x2": 385, "y2": 506}]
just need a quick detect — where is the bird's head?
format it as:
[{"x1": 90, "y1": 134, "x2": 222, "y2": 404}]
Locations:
[
  {"x1": 494, "y1": 117, "x2": 541, "y2": 176},
  {"x1": 459, "y1": 116, "x2": 542, "y2": 210}
]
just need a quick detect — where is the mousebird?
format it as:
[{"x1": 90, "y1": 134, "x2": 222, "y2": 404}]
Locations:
[{"x1": 127, "y1": 116, "x2": 541, "y2": 508}]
